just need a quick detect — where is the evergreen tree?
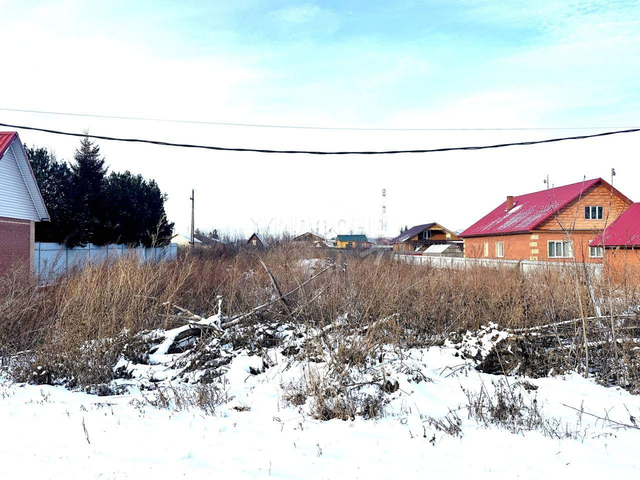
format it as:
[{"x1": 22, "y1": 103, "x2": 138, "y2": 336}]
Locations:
[
  {"x1": 67, "y1": 136, "x2": 108, "y2": 247},
  {"x1": 105, "y1": 171, "x2": 174, "y2": 246},
  {"x1": 25, "y1": 145, "x2": 74, "y2": 243},
  {"x1": 28, "y1": 137, "x2": 173, "y2": 247}
]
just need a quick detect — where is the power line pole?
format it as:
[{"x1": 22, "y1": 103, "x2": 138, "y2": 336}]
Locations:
[{"x1": 190, "y1": 189, "x2": 195, "y2": 246}]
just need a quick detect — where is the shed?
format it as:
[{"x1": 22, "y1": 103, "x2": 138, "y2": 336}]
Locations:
[
  {"x1": 423, "y1": 243, "x2": 463, "y2": 257},
  {"x1": 335, "y1": 234, "x2": 371, "y2": 249},
  {"x1": 0, "y1": 132, "x2": 50, "y2": 274}
]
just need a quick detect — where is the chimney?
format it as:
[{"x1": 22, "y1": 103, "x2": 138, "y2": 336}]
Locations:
[{"x1": 506, "y1": 196, "x2": 515, "y2": 212}]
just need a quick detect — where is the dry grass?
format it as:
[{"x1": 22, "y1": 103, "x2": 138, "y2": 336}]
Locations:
[{"x1": 2, "y1": 244, "x2": 640, "y2": 391}]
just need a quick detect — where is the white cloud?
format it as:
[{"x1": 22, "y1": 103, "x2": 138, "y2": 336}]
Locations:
[{"x1": 268, "y1": 4, "x2": 340, "y2": 36}]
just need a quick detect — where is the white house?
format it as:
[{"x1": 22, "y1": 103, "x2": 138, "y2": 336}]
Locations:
[
  {"x1": 0, "y1": 132, "x2": 50, "y2": 274},
  {"x1": 170, "y1": 233, "x2": 202, "y2": 246}
]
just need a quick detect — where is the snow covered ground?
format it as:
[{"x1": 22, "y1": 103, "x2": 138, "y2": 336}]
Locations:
[{"x1": 2, "y1": 337, "x2": 640, "y2": 479}]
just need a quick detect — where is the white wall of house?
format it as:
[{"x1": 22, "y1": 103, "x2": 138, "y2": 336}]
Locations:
[{"x1": 0, "y1": 143, "x2": 41, "y2": 221}]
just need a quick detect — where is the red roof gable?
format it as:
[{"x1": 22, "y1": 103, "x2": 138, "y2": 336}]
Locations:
[
  {"x1": 460, "y1": 178, "x2": 626, "y2": 238},
  {"x1": 590, "y1": 203, "x2": 640, "y2": 247},
  {"x1": 0, "y1": 132, "x2": 17, "y2": 157}
]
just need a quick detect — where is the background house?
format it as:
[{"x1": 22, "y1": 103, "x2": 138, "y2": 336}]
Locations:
[
  {"x1": 292, "y1": 232, "x2": 326, "y2": 247},
  {"x1": 247, "y1": 233, "x2": 265, "y2": 248},
  {"x1": 0, "y1": 132, "x2": 50, "y2": 275},
  {"x1": 170, "y1": 233, "x2": 202, "y2": 247},
  {"x1": 460, "y1": 178, "x2": 632, "y2": 263},
  {"x1": 590, "y1": 203, "x2": 640, "y2": 276},
  {"x1": 335, "y1": 234, "x2": 371, "y2": 249},
  {"x1": 193, "y1": 233, "x2": 220, "y2": 247},
  {"x1": 392, "y1": 223, "x2": 462, "y2": 254}
]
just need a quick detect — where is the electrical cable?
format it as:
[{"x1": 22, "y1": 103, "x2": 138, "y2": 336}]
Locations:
[
  {"x1": 1, "y1": 121, "x2": 639, "y2": 156},
  {"x1": 0, "y1": 107, "x2": 637, "y2": 132}
]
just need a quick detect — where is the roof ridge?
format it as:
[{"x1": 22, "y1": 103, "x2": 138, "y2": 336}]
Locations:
[{"x1": 514, "y1": 178, "x2": 601, "y2": 198}]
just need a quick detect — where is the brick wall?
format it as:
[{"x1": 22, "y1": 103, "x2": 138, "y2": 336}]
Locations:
[
  {"x1": 0, "y1": 216, "x2": 31, "y2": 275},
  {"x1": 464, "y1": 231, "x2": 604, "y2": 263},
  {"x1": 603, "y1": 248, "x2": 640, "y2": 282}
]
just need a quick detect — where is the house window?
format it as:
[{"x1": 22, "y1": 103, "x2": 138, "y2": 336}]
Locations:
[
  {"x1": 589, "y1": 246, "x2": 604, "y2": 258},
  {"x1": 421, "y1": 230, "x2": 433, "y2": 240},
  {"x1": 584, "y1": 206, "x2": 603, "y2": 220},
  {"x1": 548, "y1": 240, "x2": 573, "y2": 258},
  {"x1": 483, "y1": 242, "x2": 489, "y2": 257},
  {"x1": 495, "y1": 242, "x2": 504, "y2": 258}
]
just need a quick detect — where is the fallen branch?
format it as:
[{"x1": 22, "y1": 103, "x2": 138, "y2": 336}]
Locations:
[
  {"x1": 259, "y1": 258, "x2": 294, "y2": 319},
  {"x1": 222, "y1": 263, "x2": 335, "y2": 328},
  {"x1": 511, "y1": 314, "x2": 636, "y2": 334},
  {"x1": 561, "y1": 403, "x2": 640, "y2": 430}
]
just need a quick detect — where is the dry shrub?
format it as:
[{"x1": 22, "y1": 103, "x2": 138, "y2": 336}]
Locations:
[
  {"x1": 3, "y1": 242, "x2": 640, "y2": 391},
  {"x1": 300, "y1": 368, "x2": 386, "y2": 421},
  {"x1": 144, "y1": 381, "x2": 228, "y2": 416},
  {"x1": 462, "y1": 379, "x2": 583, "y2": 439},
  {"x1": 0, "y1": 266, "x2": 51, "y2": 361}
]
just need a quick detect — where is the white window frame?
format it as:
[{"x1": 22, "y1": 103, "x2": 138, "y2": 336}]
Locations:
[
  {"x1": 589, "y1": 246, "x2": 604, "y2": 258},
  {"x1": 483, "y1": 242, "x2": 489, "y2": 257},
  {"x1": 548, "y1": 240, "x2": 573, "y2": 258},
  {"x1": 495, "y1": 242, "x2": 504, "y2": 258},
  {"x1": 584, "y1": 206, "x2": 603, "y2": 220}
]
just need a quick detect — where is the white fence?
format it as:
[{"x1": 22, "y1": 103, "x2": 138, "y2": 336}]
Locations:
[
  {"x1": 396, "y1": 253, "x2": 603, "y2": 275},
  {"x1": 35, "y1": 242, "x2": 178, "y2": 278}
]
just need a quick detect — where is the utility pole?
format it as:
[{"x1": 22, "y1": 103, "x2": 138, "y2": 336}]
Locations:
[
  {"x1": 544, "y1": 174, "x2": 550, "y2": 189},
  {"x1": 190, "y1": 189, "x2": 195, "y2": 246}
]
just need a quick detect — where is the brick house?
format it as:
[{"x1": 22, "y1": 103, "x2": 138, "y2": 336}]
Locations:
[
  {"x1": 459, "y1": 178, "x2": 632, "y2": 263},
  {"x1": 0, "y1": 132, "x2": 50, "y2": 275},
  {"x1": 589, "y1": 203, "x2": 640, "y2": 275}
]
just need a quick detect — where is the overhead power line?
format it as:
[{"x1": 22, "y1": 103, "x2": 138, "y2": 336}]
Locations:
[
  {"x1": 1, "y1": 121, "x2": 639, "y2": 156},
  {"x1": 0, "y1": 107, "x2": 638, "y2": 132}
]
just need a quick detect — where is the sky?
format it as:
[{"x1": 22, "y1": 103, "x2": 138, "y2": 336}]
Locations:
[{"x1": 1, "y1": 0, "x2": 639, "y2": 238}]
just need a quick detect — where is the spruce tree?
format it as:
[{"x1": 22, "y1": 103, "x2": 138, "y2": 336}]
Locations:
[
  {"x1": 25, "y1": 145, "x2": 74, "y2": 243},
  {"x1": 105, "y1": 171, "x2": 174, "y2": 246},
  {"x1": 67, "y1": 136, "x2": 108, "y2": 247}
]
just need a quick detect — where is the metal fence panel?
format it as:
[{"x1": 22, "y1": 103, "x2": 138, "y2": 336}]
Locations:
[{"x1": 34, "y1": 242, "x2": 178, "y2": 279}]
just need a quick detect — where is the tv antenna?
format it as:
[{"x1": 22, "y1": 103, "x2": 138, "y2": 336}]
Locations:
[{"x1": 380, "y1": 188, "x2": 387, "y2": 235}]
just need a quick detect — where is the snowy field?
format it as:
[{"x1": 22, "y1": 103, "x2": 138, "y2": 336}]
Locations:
[{"x1": 2, "y1": 338, "x2": 639, "y2": 479}]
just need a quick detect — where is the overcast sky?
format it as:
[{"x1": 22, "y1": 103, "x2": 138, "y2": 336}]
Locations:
[{"x1": 1, "y1": 0, "x2": 639, "y2": 238}]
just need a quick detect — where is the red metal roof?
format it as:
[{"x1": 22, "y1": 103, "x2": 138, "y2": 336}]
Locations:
[
  {"x1": 590, "y1": 203, "x2": 640, "y2": 247},
  {"x1": 0, "y1": 132, "x2": 16, "y2": 158},
  {"x1": 460, "y1": 178, "x2": 622, "y2": 237}
]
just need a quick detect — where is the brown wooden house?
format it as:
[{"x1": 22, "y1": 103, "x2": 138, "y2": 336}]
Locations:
[
  {"x1": 292, "y1": 232, "x2": 326, "y2": 246},
  {"x1": 460, "y1": 178, "x2": 633, "y2": 263},
  {"x1": 392, "y1": 223, "x2": 462, "y2": 254}
]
